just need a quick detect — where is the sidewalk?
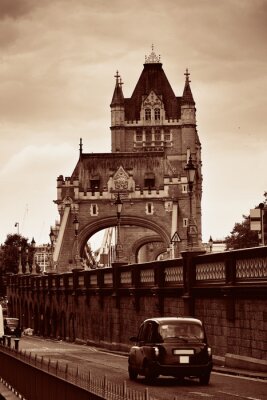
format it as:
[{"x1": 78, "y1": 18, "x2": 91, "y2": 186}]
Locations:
[
  {"x1": 213, "y1": 363, "x2": 267, "y2": 380},
  {"x1": 212, "y1": 355, "x2": 267, "y2": 380}
]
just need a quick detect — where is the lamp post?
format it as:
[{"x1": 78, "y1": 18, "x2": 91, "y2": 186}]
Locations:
[
  {"x1": 114, "y1": 193, "x2": 123, "y2": 260},
  {"x1": 18, "y1": 245, "x2": 22, "y2": 274},
  {"x1": 31, "y1": 237, "x2": 37, "y2": 274},
  {"x1": 184, "y1": 155, "x2": 198, "y2": 249},
  {"x1": 25, "y1": 247, "x2": 30, "y2": 273},
  {"x1": 73, "y1": 215, "x2": 80, "y2": 267},
  {"x1": 258, "y1": 203, "x2": 265, "y2": 246},
  {"x1": 208, "y1": 236, "x2": 213, "y2": 253},
  {"x1": 49, "y1": 228, "x2": 55, "y2": 270}
]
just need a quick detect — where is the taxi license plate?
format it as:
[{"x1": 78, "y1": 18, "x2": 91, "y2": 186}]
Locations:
[{"x1": 179, "y1": 356, "x2": 189, "y2": 364}]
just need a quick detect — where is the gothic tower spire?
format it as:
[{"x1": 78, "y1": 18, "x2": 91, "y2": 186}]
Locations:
[
  {"x1": 111, "y1": 70, "x2": 124, "y2": 106},
  {"x1": 182, "y1": 68, "x2": 195, "y2": 105},
  {"x1": 181, "y1": 68, "x2": 196, "y2": 126},
  {"x1": 110, "y1": 71, "x2": 125, "y2": 152}
]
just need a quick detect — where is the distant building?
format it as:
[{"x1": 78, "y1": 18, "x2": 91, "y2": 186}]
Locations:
[
  {"x1": 204, "y1": 239, "x2": 226, "y2": 253},
  {"x1": 34, "y1": 244, "x2": 52, "y2": 273}
]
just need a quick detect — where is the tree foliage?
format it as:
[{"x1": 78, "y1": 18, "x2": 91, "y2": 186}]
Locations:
[
  {"x1": 0, "y1": 234, "x2": 35, "y2": 274},
  {"x1": 225, "y1": 215, "x2": 259, "y2": 250}
]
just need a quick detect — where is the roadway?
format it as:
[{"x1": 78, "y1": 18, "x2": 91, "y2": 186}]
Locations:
[{"x1": 7, "y1": 336, "x2": 267, "y2": 400}]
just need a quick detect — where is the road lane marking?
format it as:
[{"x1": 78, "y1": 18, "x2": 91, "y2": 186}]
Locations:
[
  {"x1": 22, "y1": 346, "x2": 98, "y2": 353},
  {"x1": 213, "y1": 372, "x2": 267, "y2": 383},
  {"x1": 189, "y1": 392, "x2": 213, "y2": 397},
  {"x1": 219, "y1": 391, "x2": 263, "y2": 400}
]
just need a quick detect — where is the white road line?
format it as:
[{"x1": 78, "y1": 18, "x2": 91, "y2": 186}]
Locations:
[
  {"x1": 219, "y1": 391, "x2": 263, "y2": 400},
  {"x1": 213, "y1": 371, "x2": 267, "y2": 383},
  {"x1": 247, "y1": 398, "x2": 264, "y2": 400}
]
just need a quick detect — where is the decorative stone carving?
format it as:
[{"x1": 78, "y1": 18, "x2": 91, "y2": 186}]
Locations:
[{"x1": 108, "y1": 166, "x2": 136, "y2": 193}]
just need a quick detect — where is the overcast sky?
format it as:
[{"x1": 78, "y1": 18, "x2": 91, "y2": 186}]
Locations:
[{"x1": 0, "y1": 0, "x2": 266, "y2": 249}]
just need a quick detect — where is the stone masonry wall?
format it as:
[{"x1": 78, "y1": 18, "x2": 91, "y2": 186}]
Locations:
[
  {"x1": 195, "y1": 298, "x2": 267, "y2": 360},
  {"x1": 63, "y1": 293, "x2": 267, "y2": 361}
]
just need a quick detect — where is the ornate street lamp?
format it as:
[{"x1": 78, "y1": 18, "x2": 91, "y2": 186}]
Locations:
[
  {"x1": 18, "y1": 244, "x2": 22, "y2": 275},
  {"x1": 184, "y1": 155, "x2": 198, "y2": 249},
  {"x1": 43, "y1": 244, "x2": 50, "y2": 274},
  {"x1": 208, "y1": 236, "x2": 213, "y2": 253},
  {"x1": 114, "y1": 193, "x2": 123, "y2": 260},
  {"x1": 73, "y1": 215, "x2": 80, "y2": 266},
  {"x1": 258, "y1": 203, "x2": 265, "y2": 246},
  {"x1": 49, "y1": 228, "x2": 56, "y2": 270},
  {"x1": 25, "y1": 247, "x2": 30, "y2": 274},
  {"x1": 31, "y1": 237, "x2": 37, "y2": 274}
]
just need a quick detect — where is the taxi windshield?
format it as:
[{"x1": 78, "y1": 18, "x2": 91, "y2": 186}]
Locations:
[
  {"x1": 5, "y1": 318, "x2": 19, "y2": 328},
  {"x1": 159, "y1": 322, "x2": 204, "y2": 341}
]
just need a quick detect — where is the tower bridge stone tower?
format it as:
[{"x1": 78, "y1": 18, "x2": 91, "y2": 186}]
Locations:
[{"x1": 52, "y1": 48, "x2": 202, "y2": 272}]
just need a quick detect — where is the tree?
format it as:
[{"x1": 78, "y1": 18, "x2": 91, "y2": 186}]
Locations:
[
  {"x1": 0, "y1": 234, "x2": 35, "y2": 274},
  {"x1": 0, "y1": 234, "x2": 36, "y2": 296},
  {"x1": 225, "y1": 215, "x2": 259, "y2": 250}
]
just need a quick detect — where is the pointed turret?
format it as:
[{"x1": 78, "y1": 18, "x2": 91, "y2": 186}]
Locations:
[
  {"x1": 110, "y1": 71, "x2": 125, "y2": 129},
  {"x1": 182, "y1": 69, "x2": 195, "y2": 105},
  {"x1": 110, "y1": 71, "x2": 124, "y2": 107},
  {"x1": 110, "y1": 71, "x2": 125, "y2": 152},
  {"x1": 181, "y1": 69, "x2": 196, "y2": 125}
]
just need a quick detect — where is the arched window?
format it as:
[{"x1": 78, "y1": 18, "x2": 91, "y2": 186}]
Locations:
[
  {"x1": 145, "y1": 108, "x2": 151, "y2": 120},
  {"x1": 154, "y1": 108, "x2": 160, "y2": 120}
]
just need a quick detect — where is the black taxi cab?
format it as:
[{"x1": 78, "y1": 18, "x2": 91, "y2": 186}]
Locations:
[
  {"x1": 4, "y1": 318, "x2": 22, "y2": 338},
  {"x1": 128, "y1": 317, "x2": 212, "y2": 384}
]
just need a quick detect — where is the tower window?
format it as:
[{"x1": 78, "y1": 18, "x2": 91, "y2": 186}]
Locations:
[
  {"x1": 154, "y1": 108, "x2": 160, "y2": 120},
  {"x1": 164, "y1": 129, "x2": 171, "y2": 141},
  {"x1": 146, "y1": 202, "x2": 154, "y2": 215},
  {"x1": 145, "y1": 108, "x2": 151, "y2": 120},
  {"x1": 154, "y1": 127, "x2": 161, "y2": 141},
  {"x1": 183, "y1": 218, "x2": 188, "y2": 227},
  {"x1": 90, "y1": 177, "x2": 100, "y2": 192},
  {"x1": 90, "y1": 204, "x2": 98, "y2": 216},
  {"x1": 182, "y1": 184, "x2": 188, "y2": 193},
  {"x1": 145, "y1": 131, "x2": 152, "y2": 142},
  {"x1": 144, "y1": 172, "x2": 155, "y2": 188},
  {"x1": 136, "y1": 133, "x2": 142, "y2": 141}
]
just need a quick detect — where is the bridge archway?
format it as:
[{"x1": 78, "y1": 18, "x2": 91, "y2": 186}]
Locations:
[
  {"x1": 131, "y1": 235, "x2": 166, "y2": 263},
  {"x1": 73, "y1": 215, "x2": 171, "y2": 264}
]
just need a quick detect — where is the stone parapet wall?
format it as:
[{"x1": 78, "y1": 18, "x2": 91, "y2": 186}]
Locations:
[{"x1": 6, "y1": 246, "x2": 267, "y2": 364}]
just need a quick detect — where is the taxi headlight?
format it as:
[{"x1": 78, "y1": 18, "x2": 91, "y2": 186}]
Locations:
[{"x1": 207, "y1": 347, "x2": 212, "y2": 356}]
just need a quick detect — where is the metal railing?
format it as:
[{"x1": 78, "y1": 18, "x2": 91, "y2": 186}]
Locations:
[
  {"x1": 7, "y1": 246, "x2": 267, "y2": 293},
  {"x1": 0, "y1": 345, "x2": 177, "y2": 400}
]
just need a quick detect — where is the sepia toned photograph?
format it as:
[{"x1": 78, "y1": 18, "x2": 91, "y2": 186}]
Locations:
[{"x1": 0, "y1": 0, "x2": 266, "y2": 399}]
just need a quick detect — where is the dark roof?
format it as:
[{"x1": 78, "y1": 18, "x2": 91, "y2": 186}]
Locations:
[
  {"x1": 182, "y1": 72, "x2": 195, "y2": 105},
  {"x1": 110, "y1": 78, "x2": 124, "y2": 106},
  {"x1": 125, "y1": 63, "x2": 181, "y2": 121}
]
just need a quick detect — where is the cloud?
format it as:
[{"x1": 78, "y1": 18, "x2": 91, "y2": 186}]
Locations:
[{"x1": 0, "y1": 0, "x2": 36, "y2": 20}]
